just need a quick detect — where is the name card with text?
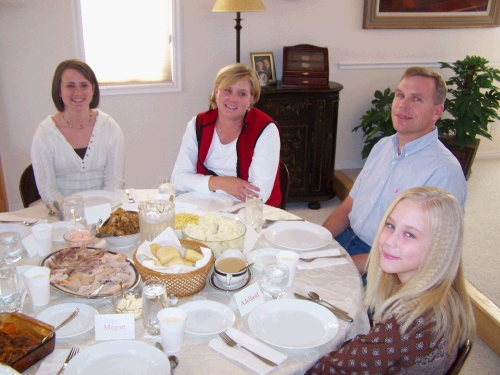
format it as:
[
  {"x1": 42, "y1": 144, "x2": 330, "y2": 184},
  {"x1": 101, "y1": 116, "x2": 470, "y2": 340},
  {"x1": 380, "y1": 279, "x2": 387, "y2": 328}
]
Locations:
[
  {"x1": 95, "y1": 314, "x2": 135, "y2": 341},
  {"x1": 234, "y1": 282, "x2": 264, "y2": 316}
]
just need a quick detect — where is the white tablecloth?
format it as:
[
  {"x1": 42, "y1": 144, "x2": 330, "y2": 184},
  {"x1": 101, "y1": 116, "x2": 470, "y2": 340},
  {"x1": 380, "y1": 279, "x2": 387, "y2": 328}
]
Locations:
[{"x1": 7, "y1": 189, "x2": 370, "y2": 375}]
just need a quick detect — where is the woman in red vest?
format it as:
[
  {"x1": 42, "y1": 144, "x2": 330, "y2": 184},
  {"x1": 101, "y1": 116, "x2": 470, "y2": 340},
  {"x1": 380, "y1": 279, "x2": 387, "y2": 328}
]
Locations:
[{"x1": 171, "y1": 63, "x2": 281, "y2": 207}]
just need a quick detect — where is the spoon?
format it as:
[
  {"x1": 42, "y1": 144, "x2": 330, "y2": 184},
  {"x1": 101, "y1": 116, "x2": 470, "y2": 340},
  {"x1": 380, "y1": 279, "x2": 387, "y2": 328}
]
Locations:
[
  {"x1": 308, "y1": 291, "x2": 350, "y2": 316},
  {"x1": 71, "y1": 208, "x2": 77, "y2": 228},
  {"x1": 41, "y1": 308, "x2": 80, "y2": 343},
  {"x1": 168, "y1": 355, "x2": 179, "y2": 374},
  {"x1": 46, "y1": 203, "x2": 56, "y2": 216},
  {"x1": 119, "y1": 277, "x2": 130, "y2": 309},
  {"x1": 238, "y1": 262, "x2": 254, "y2": 272}
]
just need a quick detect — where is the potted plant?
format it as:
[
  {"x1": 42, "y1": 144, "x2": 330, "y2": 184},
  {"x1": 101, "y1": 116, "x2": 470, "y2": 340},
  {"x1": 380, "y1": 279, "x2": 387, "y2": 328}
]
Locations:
[{"x1": 437, "y1": 55, "x2": 500, "y2": 178}]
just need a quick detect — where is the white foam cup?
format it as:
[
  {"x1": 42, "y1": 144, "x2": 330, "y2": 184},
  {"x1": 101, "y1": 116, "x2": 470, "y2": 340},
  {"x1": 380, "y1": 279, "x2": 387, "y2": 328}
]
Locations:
[
  {"x1": 24, "y1": 266, "x2": 51, "y2": 306},
  {"x1": 157, "y1": 308, "x2": 187, "y2": 353},
  {"x1": 276, "y1": 250, "x2": 299, "y2": 287},
  {"x1": 31, "y1": 223, "x2": 53, "y2": 256}
]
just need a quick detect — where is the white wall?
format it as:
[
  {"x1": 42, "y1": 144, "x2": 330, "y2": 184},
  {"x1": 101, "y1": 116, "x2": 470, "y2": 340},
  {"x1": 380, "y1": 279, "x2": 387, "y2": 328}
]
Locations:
[{"x1": 1, "y1": 0, "x2": 499, "y2": 210}]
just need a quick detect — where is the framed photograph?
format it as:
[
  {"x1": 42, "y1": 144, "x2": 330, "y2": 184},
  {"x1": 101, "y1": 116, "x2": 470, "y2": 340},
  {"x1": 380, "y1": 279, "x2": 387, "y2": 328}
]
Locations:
[
  {"x1": 250, "y1": 52, "x2": 277, "y2": 85},
  {"x1": 364, "y1": 0, "x2": 500, "y2": 29}
]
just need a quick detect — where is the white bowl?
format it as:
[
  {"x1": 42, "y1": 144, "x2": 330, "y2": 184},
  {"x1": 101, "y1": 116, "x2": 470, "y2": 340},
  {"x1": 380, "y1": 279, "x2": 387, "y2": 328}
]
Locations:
[{"x1": 99, "y1": 210, "x2": 140, "y2": 248}]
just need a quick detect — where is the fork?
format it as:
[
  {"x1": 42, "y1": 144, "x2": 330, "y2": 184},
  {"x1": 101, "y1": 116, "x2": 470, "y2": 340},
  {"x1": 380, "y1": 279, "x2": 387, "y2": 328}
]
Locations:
[
  {"x1": 264, "y1": 218, "x2": 305, "y2": 223},
  {"x1": 219, "y1": 332, "x2": 277, "y2": 367},
  {"x1": 89, "y1": 280, "x2": 112, "y2": 297},
  {"x1": 125, "y1": 189, "x2": 135, "y2": 203},
  {"x1": 299, "y1": 254, "x2": 346, "y2": 262},
  {"x1": 56, "y1": 347, "x2": 80, "y2": 375},
  {"x1": 0, "y1": 219, "x2": 39, "y2": 226}
]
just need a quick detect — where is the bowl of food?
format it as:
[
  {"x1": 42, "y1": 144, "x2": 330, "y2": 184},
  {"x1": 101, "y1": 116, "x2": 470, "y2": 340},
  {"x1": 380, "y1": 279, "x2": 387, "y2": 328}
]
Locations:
[
  {"x1": 63, "y1": 228, "x2": 95, "y2": 247},
  {"x1": 109, "y1": 285, "x2": 142, "y2": 319},
  {"x1": 98, "y1": 208, "x2": 140, "y2": 247},
  {"x1": 181, "y1": 213, "x2": 246, "y2": 258}
]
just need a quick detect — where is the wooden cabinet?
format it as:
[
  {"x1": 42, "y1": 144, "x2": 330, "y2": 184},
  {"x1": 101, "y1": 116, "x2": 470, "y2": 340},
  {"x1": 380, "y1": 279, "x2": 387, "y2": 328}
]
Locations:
[{"x1": 254, "y1": 81, "x2": 343, "y2": 209}]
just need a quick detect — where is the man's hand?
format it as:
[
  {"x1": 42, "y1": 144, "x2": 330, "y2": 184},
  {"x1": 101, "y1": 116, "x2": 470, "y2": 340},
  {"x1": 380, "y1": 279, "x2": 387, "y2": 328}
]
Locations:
[{"x1": 208, "y1": 176, "x2": 260, "y2": 202}]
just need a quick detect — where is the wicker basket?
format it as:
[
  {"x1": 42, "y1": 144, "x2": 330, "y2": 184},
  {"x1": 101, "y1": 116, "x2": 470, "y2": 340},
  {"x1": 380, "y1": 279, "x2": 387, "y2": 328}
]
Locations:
[{"x1": 132, "y1": 239, "x2": 214, "y2": 297}]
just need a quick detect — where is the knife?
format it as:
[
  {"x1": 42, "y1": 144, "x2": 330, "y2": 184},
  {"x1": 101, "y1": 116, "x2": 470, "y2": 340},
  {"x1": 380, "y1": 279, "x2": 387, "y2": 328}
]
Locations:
[
  {"x1": 53, "y1": 201, "x2": 64, "y2": 221},
  {"x1": 294, "y1": 293, "x2": 353, "y2": 322}
]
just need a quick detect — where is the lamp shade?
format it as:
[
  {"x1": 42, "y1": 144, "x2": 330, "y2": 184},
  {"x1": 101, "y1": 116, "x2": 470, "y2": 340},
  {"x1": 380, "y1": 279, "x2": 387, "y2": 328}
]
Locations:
[{"x1": 212, "y1": 0, "x2": 265, "y2": 12}]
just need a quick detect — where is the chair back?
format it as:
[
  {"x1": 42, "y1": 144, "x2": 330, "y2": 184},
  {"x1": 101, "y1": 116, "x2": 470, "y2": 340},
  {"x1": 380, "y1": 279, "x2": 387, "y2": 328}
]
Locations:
[
  {"x1": 279, "y1": 160, "x2": 290, "y2": 210},
  {"x1": 445, "y1": 339, "x2": 472, "y2": 375},
  {"x1": 19, "y1": 164, "x2": 41, "y2": 208}
]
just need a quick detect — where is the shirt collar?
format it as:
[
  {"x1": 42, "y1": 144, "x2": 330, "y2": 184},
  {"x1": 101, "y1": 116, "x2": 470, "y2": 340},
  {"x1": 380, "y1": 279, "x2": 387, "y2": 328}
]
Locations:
[{"x1": 395, "y1": 127, "x2": 438, "y2": 156}]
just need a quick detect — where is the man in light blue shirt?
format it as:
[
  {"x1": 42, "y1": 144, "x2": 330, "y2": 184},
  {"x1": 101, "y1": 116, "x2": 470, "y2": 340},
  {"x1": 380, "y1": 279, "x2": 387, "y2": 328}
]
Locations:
[{"x1": 323, "y1": 67, "x2": 466, "y2": 274}]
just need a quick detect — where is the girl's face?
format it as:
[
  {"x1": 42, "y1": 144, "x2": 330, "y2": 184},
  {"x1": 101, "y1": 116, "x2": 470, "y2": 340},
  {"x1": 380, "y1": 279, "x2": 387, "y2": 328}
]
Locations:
[
  {"x1": 60, "y1": 68, "x2": 94, "y2": 112},
  {"x1": 378, "y1": 199, "x2": 432, "y2": 284},
  {"x1": 214, "y1": 78, "x2": 254, "y2": 123}
]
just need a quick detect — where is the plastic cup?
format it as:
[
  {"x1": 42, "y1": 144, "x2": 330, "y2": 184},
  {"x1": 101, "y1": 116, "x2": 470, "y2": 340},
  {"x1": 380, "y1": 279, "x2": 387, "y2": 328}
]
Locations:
[
  {"x1": 276, "y1": 250, "x2": 300, "y2": 287},
  {"x1": 157, "y1": 308, "x2": 187, "y2": 353},
  {"x1": 24, "y1": 266, "x2": 51, "y2": 306},
  {"x1": 31, "y1": 223, "x2": 53, "y2": 256},
  {"x1": 63, "y1": 194, "x2": 84, "y2": 221},
  {"x1": 245, "y1": 196, "x2": 263, "y2": 233}
]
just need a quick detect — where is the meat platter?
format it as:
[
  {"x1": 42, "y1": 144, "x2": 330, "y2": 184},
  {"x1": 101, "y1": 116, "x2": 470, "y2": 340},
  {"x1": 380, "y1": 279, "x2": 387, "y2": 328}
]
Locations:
[{"x1": 40, "y1": 247, "x2": 140, "y2": 299}]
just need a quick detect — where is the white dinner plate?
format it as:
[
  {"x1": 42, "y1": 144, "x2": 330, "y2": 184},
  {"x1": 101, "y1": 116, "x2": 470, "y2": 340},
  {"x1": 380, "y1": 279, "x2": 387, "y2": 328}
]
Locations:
[
  {"x1": 78, "y1": 190, "x2": 121, "y2": 208},
  {"x1": 0, "y1": 224, "x2": 32, "y2": 239},
  {"x1": 36, "y1": 303, "x2": 98, "y2": 338},
  {"x1": 179, "y1": 300, "x2": 235, "y2": 335},
  {"x1": 265, "y1": 222, "x2": 332, "y2": 251},
  {"x1": 175, "y1": 192, "x2": 234, "y2": 212},
  {"x1": 248, "y1": 299, "x2": 339, "y2": 349},
  {"x1": 247, "y1": 248, "x2": 281, "y2": 271},
  {"x1": 65, "y1": 340, "x2": 170, "y2": 375},
  {"x1": 50, "y1": 221, "x2": 84, "y2": 243}
]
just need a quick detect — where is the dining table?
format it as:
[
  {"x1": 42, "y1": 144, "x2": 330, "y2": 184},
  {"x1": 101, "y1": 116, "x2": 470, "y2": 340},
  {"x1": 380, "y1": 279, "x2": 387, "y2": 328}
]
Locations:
[{"x1": 2, "y1": 189, "x2": 370, "y2": 375}]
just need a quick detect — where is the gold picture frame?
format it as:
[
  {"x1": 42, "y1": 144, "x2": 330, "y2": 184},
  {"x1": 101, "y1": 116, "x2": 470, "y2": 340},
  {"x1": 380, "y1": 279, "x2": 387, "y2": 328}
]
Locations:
[
  {"x1": 364, "y1": 0, "x2": 500, "y2": 29},
  {"x1": 250, "y1": 52, "x2": 277, "y2": 85}
]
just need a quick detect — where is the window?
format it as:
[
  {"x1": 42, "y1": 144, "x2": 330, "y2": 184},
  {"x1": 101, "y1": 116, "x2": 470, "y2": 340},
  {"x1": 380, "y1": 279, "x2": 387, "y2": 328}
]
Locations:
[{"x1": 72, "y1": 0, "x2": 181, "y2": 95}]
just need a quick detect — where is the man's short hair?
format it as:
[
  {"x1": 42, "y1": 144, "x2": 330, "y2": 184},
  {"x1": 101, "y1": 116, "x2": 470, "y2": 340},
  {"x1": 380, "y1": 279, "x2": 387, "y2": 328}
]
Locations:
[{"x1": 402, "y1": 67, "x2": 447, "y2": 105}]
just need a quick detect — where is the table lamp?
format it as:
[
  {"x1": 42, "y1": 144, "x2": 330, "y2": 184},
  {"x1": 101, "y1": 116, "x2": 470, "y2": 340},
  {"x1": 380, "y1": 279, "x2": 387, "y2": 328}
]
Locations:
[{"x1": 212, "y1": 0, "x2": 266, "y2": 63}]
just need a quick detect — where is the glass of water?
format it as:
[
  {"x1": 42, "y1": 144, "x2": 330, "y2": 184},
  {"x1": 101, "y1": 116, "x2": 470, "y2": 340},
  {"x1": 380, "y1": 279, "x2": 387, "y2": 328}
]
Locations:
[
  {"x1": 0, "y1": 232, "x2": 24, "y2": 264},
  {"x1": 142, "y1": 279, "x2": 168, "y2": 337},
  {"x1": 0, "y1": 264, "x2": 21, "y2": 312},
  {"x1": 245, "y1": 195, "x2": 263, "y2": 233},
  {"x1": 262, "y1": 262, "x2": 289, "y2": 299}
]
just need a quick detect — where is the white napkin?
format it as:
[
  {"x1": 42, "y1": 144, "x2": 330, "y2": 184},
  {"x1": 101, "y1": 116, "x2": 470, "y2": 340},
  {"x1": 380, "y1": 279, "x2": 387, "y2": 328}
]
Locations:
[
  {"x1": 244, "y1": 226, "x2": 260, "y2": 252},
  {"x1": 297, "y1": 248, "x2": 349, "y2": 270},
  {"x1": 135, "y1": 227, "x2": 212, "y2": 273},
  {"x1": 0, "y1": 214, "x2": 39, "y2": 224},
  {"x1": 209, "y1": 327, "x2": 287, "y2": 375},
  {"x1": 35, "y1": 349, "x2": 73, "y2": 375}
]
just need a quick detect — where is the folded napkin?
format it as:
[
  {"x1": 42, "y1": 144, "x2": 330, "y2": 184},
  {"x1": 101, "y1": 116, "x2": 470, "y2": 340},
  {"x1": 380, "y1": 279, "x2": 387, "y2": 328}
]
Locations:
[
  {"x1": 297, "y1": 248, "x2": 349, "y2": 270},
  {"x1": 244, "y1": 226, "x2": 260, "y2": 252},
  {"x1": 0, "y1": 214, "x2": 39, "y2": 224},
  {"x1": 209, "y1": 327, "x2": 287, "y2": 375},
  {"x1": 135, "y1": 227, "x2": 212, "y2": 273},
  {"x1": 35, "y1": 349, "x2": 73, "y2": 375},
  {"x1": 235, "y1": 205, "x2": 302, "y2": 222}
]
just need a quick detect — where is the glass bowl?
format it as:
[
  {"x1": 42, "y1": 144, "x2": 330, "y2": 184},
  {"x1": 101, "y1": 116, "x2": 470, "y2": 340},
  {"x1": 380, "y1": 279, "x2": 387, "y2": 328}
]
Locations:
[
  {"x1": 63, "y1": 228, "x2": 95, "y2": 247},
  {"x1": 109, "y1": 286, "x2": 142, "y2": 319},
  {"x1": 181, "y1": 215, "x2": 246, "y2": 258}
]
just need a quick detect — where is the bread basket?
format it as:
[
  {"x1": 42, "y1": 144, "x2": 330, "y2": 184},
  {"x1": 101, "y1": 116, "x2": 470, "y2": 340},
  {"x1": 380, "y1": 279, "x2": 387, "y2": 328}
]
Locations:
[{"x1": 132, "y1": 239, "x2": 214, "y2": 297}]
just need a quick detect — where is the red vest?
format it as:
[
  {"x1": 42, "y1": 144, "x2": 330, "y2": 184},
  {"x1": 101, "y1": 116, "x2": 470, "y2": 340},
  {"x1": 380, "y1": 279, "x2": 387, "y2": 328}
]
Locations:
[{"x1": 195, "y1": 108, "x2": 282, "y2": 207}]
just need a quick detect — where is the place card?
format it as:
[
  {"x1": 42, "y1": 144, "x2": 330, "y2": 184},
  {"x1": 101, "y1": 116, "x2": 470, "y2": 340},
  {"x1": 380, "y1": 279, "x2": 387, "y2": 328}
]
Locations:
[
  {"x1": 234, "y1": 282, "x2": 264, "y2": 316},
  {"x1": 21, "y1": 235, "x2": 40, "y2": 257},
  {"x1": 84, "y1": 203, "x2": 111, "y2": 225},
  {"x1": 95, "y1": 314, "x2": 135, "y2": 341}
]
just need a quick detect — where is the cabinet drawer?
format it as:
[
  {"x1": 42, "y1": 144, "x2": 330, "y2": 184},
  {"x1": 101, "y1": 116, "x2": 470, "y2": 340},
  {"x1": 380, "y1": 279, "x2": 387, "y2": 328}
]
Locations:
[{"x1": 282, "y1": 76, "x2": 329, "y2": 88}]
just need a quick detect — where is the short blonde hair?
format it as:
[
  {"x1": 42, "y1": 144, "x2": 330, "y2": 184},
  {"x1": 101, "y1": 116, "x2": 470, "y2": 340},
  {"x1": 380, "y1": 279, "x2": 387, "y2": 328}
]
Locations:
[
  {"x1": 209, "y1": 63, "x2": 261, "y2": 109},
  {"x1": 365, "y1": 186, "x2": 475, "y2": 353},
  {"x1": 402, "y1": 66, "x2": 447, "y2": 105}
]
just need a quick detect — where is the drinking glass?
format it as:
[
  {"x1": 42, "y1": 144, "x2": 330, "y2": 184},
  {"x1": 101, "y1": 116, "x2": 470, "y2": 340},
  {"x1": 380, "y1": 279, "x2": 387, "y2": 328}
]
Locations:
[
  {"x1": 63, "y1": 194, "x2": 84, "y2": 221},
  {"x1": 0, "y1": 264, "x2": 21, "y2": 312},
  {"x1": 262, "y1": 262, "x2": 289, "y2": 299},
  {"x1": 158, "y1": 175, "x2": 176, "y2": 202},
  {"x1": 142, "y1": 279, "x2": 168, "y2": 337},
  {"x1": 0, "y1": 232, "x2": 24, "y2": 264},
  {"x1": 245, "y1": 196, "x2": 263, "y2": 233},
  {"x1": 138, "y1": 200, "x2": 174, "y2": 242}
]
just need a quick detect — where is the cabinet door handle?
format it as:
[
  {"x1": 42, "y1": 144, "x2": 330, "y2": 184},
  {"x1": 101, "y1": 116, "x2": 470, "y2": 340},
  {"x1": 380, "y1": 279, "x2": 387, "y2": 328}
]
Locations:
[
  {"x1": 302, "y1": 80, "x2": 309, "y2": 84},
  {"x1": 302, "y1": 72, "x2": 309, "y2": 76}
]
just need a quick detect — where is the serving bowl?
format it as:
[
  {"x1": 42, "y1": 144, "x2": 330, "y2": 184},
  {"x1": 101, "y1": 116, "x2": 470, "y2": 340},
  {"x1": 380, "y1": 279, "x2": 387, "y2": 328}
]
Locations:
[
  {"x1": 63, "y1": 228, "x2": 95, "y2": 247},
  {"x1": 98, "y1": 210, "x2": 140, "y2": 248},
  {"x1": 181, "y1": 215, "x2": 246, "y2": 258}
]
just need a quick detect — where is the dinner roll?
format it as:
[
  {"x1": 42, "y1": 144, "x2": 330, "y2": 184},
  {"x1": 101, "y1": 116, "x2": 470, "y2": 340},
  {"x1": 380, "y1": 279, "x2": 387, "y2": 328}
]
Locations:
[
  {"x1": 156, "y1": 246, "x2": 181, "y2": 265},
  {"x1": 149, "y1": 243, "x2": 161, "y2": 256},
  {"x1": 184, "y1": 249, "x2": 203, "y2": 263},
  {"x1": 165, "y1": 257, "x2": 184, "y2": 267}
]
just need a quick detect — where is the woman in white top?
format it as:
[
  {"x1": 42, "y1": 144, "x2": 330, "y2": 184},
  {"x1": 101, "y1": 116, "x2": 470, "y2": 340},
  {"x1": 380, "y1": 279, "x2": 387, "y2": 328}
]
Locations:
[
  {"x1": 171, "y1": 63, "x2": 281, "y2": 206},
  {"x1": 31, "y1": 59, "x2": 124, "y2": 202}
]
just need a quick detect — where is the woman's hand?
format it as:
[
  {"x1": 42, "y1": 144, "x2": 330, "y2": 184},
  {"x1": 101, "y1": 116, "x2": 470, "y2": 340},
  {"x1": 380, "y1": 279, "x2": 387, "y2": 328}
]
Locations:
[{"x1": 208, "y1": 176, "x2": 260, "y2": 202}]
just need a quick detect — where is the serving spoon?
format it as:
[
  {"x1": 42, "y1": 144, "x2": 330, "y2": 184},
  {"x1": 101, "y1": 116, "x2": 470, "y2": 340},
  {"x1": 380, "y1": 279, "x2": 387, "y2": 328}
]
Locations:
[{"x1": 41, "y1": 308, "x2": 80, "y2": 343}]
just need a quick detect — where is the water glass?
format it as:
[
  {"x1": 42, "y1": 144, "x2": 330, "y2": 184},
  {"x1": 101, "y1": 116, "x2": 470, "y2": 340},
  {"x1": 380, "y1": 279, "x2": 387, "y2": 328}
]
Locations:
[
  {"x1": 142, "y1": 279, "x2": 168, "y2": 337},
  {"x1": 159, "y1": 175, "x2": 176, "y2": 202},
  {"x1": 63, "y1": 194, "x2": 84, "y2": 221},
  {"x1": 138, "y1": 200, "x2": 174, "y2": 242},
  {"x1": 0, "y1": 264, "x2": 21, "y2": 312},
  {"x1": 0, "y1": 232, "x2": 24, "y2": 264},
  {"x1": 262, "y1": 262, "x2": 289, "y2": 299},
  {"x1": 245, "y1": 195, "x2": 263, "y2": 233}
]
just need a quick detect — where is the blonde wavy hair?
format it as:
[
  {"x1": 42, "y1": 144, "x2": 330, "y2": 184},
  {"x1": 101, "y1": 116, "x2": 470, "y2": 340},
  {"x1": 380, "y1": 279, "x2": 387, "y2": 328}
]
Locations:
[
  {"x1": 364, "y1": 186, "x2": 475, "y2": 353},
  {"x1": 208, "y1": 63, "x2": 261, "y2": 110}
]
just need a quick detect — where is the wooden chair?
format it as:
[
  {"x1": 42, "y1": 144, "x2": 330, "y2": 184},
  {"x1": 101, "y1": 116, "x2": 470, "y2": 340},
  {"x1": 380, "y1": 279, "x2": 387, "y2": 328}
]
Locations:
[
  {"x1": 19, "y1": 164, "x2": 41, "y2": 208},
  {"x1": 279, "y1": 160, "x2": 290, "y2": 210},
  {"x1": 445, "y1": 339, "x2": 472, "y2": 375}
]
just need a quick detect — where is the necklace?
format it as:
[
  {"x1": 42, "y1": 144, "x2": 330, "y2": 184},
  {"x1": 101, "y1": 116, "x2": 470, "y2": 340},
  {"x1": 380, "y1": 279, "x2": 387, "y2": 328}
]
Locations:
[{"x1": 62, "y1": 111, "x2": 92, "y2": 129}]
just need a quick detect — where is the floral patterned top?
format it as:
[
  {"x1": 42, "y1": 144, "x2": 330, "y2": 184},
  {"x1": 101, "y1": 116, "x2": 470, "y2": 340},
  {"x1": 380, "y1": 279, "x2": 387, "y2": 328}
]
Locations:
[{"x1": 305, "y1": 315, "x2": 456, "y2": 375}]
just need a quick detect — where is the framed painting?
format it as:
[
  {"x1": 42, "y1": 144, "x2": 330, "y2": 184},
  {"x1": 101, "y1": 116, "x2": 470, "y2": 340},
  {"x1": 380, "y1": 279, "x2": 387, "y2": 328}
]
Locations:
[
  {"x1": 250, "y1": 52, "x2": 277, "y2": 85},
  {"x1": 363, "y1": 0, "x2": 500, "y2": 29}
]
